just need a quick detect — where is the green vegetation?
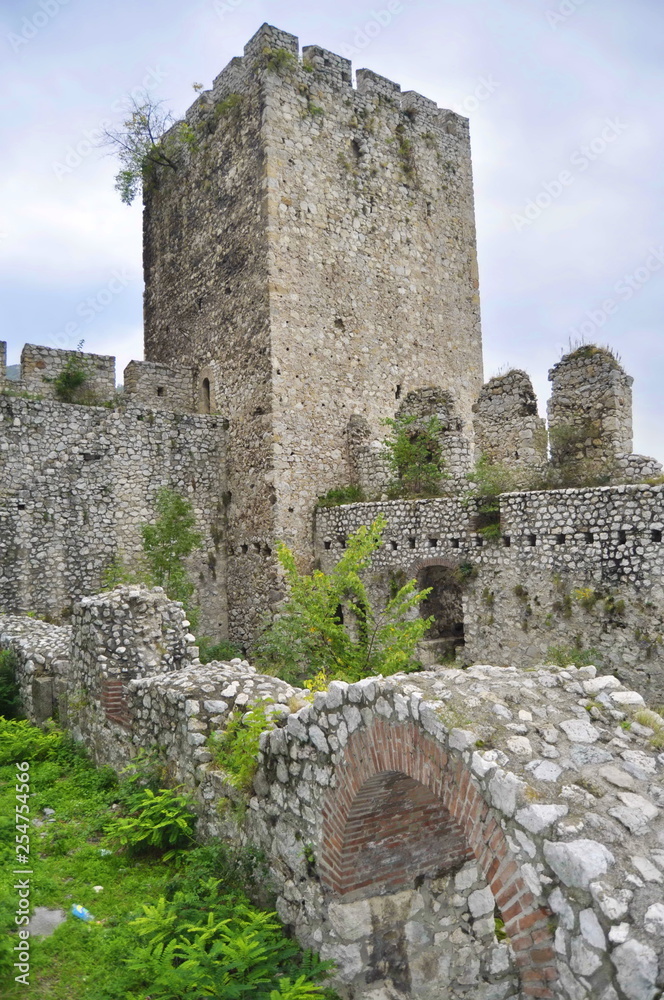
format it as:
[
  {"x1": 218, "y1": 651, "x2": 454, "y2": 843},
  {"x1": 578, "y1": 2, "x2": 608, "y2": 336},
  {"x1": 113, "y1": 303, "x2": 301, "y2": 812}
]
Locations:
[
  {"x1": 197, "y1": 636, "x2": 244, "y2": 664},
  {"x1": 316, "y1": 485, "x2": 365, "y2": 508},
  {"x1": 262, "y1": 46, "x2": 297, "y2": 74},
  {"x1": 0, "y1": 718, "x2": 335, "y2": 999},
  {"x1": 545, "y1": 643, "x2": 601, "y2": 668},
  {"x1": 253, "y1": 516, "x2": 431, "y2": 685},
  {"x1": 381, "y1": 414, "x2": 447, "y2": 498},
  {"x1": 466, "y1": 456, "x2": 524, "y2": 539},
  {"x1": 51, "y1": 353, "x2": 90, "y2": 404},
  {"x1": 0, "y1": 649, "x2": 21, "y2": 719},
  {"x1": 141, "y1": 489, "x2": 202, "y2": 620},
  {"x1": 102, "y1": 93, "x2": 180, "y2": 205},
  {"x1": 103, "y1": 487, "x2": 203, "y2": 629},
  {"x1": 208, "y1": 701, "x2": 273, "y2": 792}
]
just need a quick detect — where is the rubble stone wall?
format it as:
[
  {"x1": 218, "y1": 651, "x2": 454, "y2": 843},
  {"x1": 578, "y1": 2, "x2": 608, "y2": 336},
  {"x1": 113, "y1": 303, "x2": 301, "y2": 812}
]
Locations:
[
  {"x1": 1, "y1": 588, "x2": 663, "y2": 1000},
  {"x1": 0, "y1": 396, "x2": 226, "y2": 636},
  {"x1": 315, "y1": 484, "x2": 664, "y2": 702}
]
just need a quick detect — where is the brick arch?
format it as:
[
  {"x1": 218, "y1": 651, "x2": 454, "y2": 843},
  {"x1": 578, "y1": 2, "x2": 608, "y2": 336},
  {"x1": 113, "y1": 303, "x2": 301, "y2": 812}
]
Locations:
[{"x1": 320, "y1": 717, "x2": 557, "y2": 999}]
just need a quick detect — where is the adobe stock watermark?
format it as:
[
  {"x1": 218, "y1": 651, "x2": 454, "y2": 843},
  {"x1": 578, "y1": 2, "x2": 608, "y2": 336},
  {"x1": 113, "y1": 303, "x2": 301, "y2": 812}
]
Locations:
[
  {"x1": 338, "y1": 2, "x2": 406, "y2": 60},
  {"x1": 512, "y1": 117, "x2": 628, "y2": 231},
  {"x1": 7, "y1": 0, "x2": 71, "y2": 54},
  {"x1": 14, "y1": 761, "x2": 32, "y2": 987},
  {"x1": 545, "y1": 0, "x2": 589, "y2": 29},
  {"x1": 52, "y1": 67, "x2": 168, "y2": 180},
  {"x1": 212, "y1": 0, "x2": 245, "y2": 18},
  {"x1": 452, "y1": 76, "x2": 500, "y2": 117},
  {"x1": 50, "y1": 270, "x2": 134, "y2": 350},
  {"x1": 569, "y1": 247, "x2": 664, "y2": 341}
]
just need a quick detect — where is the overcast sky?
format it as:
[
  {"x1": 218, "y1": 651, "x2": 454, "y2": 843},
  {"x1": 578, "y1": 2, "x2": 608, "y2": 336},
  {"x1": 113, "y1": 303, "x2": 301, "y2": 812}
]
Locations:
[{"x1": 1, "y1": 0, "x2": 662, "y2": 458}]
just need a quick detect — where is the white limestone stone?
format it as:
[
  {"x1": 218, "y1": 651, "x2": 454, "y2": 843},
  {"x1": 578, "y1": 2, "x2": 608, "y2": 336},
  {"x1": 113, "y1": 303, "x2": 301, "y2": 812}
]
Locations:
[{"x1": 543, "y1": 839, "x2": 614, "y2": 889}]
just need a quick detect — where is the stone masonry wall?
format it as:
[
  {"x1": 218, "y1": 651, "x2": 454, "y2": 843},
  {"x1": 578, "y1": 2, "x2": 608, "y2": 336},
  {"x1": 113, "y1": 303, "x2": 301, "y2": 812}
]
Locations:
[
  {"x1": 0, "y1": 394, "x2": 226, "y2": 636},
  {"x1": 16, "y1": 343, "x2": 116, "y2": 402},
  {"x1": 473, "y1": 370, "x2": 548, "y2": 474},
  {"x1": 143, "y1": 23, "x2": 484, "y2": 641},
  {"x1": 122, "y1": 360, "x2": 196, "y2": 413},
  {"x1": 315, "y1": 485, "x2": 664, "y2": 702},
  {"x1": 2, "y1": 590, "x2": 663, "y2": 1000}
]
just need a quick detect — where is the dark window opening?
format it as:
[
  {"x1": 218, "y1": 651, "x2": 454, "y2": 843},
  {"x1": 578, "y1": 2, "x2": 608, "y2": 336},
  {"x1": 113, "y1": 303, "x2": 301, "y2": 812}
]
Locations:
[
  {"x1": 395, "y1": 384, "x2": 402, "y2": 399},
  {"x1": 475, "y1": 536, "x2": 483, "y2": 547},
  {"x1": 335, "y1": 604, "x2": 344, "y2": 625},
  {"x1": 418, "y1": 565, "x2": 465, "y2": 651},
  {"x1": 451, "y1": 538, "x2": 460, "y2": 549},
  {"x1": 324, "y1": 540, "x2": 332, "y2": 550},
  {"x1": 528, "y1": 534, "x2": 537, "y2": 546},
  {"x1": 390, "y1": 540, "x2": 398, "y2": 550},
  {"x1": 502, "y1": 536, "x2": 511, "y2": 547},
  {"x1": 408, "y1": 537, "x2": 416, "y2": 549},
  {"x1": 617, "y1": 530, "x2": 627, "y2": 544},
  {"x1": 428, "y1": 538, "x2": 438, "y2": 548},
  {"x1": 340, "y1": 537, "x2": 347, "y2": 549},
  {"x1": 585, "y1": 532, "x2": 594, "y2": 543},
  {"x1": 652, "y1": 529, "x2": 662, "y2": 543},
  {"x1": 156, "y1": 386, "x2": 165, "y2": 397},
  {"x1": 253, "y1": 542, "x2": 261, "y2": 553},
  {"x1": 201, "y1": 378, "x2": 211, "y2": 414},
  {"x1": 556, "y1": 534, "x2": 565, "y2": 545},
  {"x1": 264, "y1": 544, "x2": 272, "y2": 556},
  {"x1": 241, "y1": 544, "x2": 248, "y2": 554}
]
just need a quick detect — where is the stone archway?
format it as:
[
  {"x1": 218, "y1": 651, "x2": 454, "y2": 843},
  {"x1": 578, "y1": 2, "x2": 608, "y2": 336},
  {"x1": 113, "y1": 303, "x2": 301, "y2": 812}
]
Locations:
[
  {"x1": 320, "y1": 717, "x2": 556, "y2": 999},
  {"x1": 411, "y1": 558, "x2": 465, "y2": 664}
]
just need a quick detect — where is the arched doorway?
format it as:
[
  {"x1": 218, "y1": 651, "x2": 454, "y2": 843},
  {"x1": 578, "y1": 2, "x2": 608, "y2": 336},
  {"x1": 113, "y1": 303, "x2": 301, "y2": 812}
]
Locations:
[
  {"x1": 416, "y1": 563, "x2": 464, "y2": 664},
  {"x1": 319, "y1": 718, "x2": 554, "y2": 999}
]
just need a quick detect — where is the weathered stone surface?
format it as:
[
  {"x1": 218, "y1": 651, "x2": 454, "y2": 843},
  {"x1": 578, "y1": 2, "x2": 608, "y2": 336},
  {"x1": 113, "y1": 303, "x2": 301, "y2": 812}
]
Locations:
[
  {"x1": 543, "y1": 840, "x2": 614, "y2": 889},
  {"x1": 611, "y1": 939, "x2": 659, "y2": 1000}
]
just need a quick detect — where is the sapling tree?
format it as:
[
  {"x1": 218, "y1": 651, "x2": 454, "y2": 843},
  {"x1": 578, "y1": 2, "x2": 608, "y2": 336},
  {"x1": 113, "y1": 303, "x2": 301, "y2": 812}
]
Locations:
[
  {"x1": 253, "y1": 516, "x2": 432, "y2": 684},
  {"x1": 381, "y1": 414, "x2": 448, "y2": 498},
  {"x1": 141, "y1": 488, "x2": 202, "y2": 612},
  {"x1": 101, "y1": 92, "x2": 179, "y2": 205}
]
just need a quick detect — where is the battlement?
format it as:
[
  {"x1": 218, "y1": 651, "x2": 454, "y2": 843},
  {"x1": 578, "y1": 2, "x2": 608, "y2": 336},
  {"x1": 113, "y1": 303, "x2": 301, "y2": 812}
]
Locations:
[
  {"x1": 10, "y1": 343, "x2": 117, "y2": 402},
  {"x1": 199, "y1": 22, "x2": 467, "y2": 136}
]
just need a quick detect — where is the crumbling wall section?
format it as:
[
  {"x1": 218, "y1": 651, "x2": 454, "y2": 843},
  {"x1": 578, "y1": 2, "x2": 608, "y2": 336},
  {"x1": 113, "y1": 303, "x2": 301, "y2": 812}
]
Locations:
[
  {"x1": 4, "y1": 597, "x2": 662, "y2": 1000},
  {"x1": 0, "y1": 395, "x2": 226, "y2": 636},
  {"x1": 122, "y1": 360, "x2": 195, "y2": 412},
  {"x1": 315, "y1": 485, "x2": 664, "y2": 702},
  {"x1": 473, "y1": 369, "x2": 548, "y2": 473}
]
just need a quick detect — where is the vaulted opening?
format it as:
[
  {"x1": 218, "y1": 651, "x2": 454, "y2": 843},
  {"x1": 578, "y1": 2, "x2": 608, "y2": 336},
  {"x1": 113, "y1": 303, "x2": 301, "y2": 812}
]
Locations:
[
  {"x1": 335, "y1": 770, "x2": 473, "y2": 899},
  {"x1": 417, "y1": 564, "x2": 464, "y2": 655}
]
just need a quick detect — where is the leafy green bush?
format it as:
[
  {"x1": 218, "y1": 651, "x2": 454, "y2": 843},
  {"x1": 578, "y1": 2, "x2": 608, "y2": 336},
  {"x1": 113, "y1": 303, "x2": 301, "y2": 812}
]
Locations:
[
  {"x1": 381, "y1": 414, "x2": 448, "y2": 498},
  {"x1": 104, "y1": 786, "x2": 196, "y2": 859},
  {"x1": 52, "y1": 354, "x2": 89, "y2": 403},
  {"x1": 0, "y1": 650, "x2": 21, "y2": 719},
  {"x1": 316, "y1": 485, "x2": 365, "y2": 508},
  {"x1": 165, "y1": 843, "x2": 271, "y2": 905},
  {"x1": 253, "y1": 516, "x2": 431, "y2": 685},
  {"x1": 208, "y1": 702, "x2": 273, "y2": 792},
  {"x1": 198, "y1": 637, "x2": 243, "y2": 664},
  {"x1": 0, "y1": 718, "x2": 74, "y2": 765}
]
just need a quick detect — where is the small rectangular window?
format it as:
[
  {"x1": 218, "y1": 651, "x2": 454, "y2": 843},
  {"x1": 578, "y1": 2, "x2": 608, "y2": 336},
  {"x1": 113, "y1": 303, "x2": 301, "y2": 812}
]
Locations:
[
  {"x1": 475, "y1": 536, "x2": 483, "y2": 547},
  {"x1": 652, "y1": 529, "x2": 662, "y2": 543},
  {"x1": 503, "y1": 536, "x2": 511, "y2": 547},
  {"x1": 408, "y1": 538, "x2": 416, "y2": 549},
  {"x1": 451, "y1": 538, "x2": 460, "y2": 549},
  {"x1": 156, "y1": 386, "x2": 164, "y2": 397},
  {"x1": 390, "y1": 540, "x2": 398, "y2": 550},
  {"x1": 618, "y1": 530, "x2": 627, "y2": 545},
  {"x1": 428, "y1": 538, "x2": 438, "y2": 548},
  {"x1": 324, "y1": 540, "x2": 331, "y2": 550},
  {"x1": 528, "y1": 534, "x2": 537, "y2": 546},
  {"x1": 584, "y1": 532, "x2": 594, "y2": 543},
  {"x1": 555, "y1": 534, "x2": 565, "y2": 545}
]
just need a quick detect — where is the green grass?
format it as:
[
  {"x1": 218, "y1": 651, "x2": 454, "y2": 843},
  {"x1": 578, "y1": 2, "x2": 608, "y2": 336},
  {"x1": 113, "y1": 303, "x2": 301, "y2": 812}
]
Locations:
[{"x1": 0, "y1": 720, "x2": 336, "y2": 999}]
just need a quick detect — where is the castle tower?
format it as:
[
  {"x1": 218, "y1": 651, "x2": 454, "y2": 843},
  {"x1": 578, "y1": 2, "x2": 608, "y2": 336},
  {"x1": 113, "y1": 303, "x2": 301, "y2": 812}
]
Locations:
[{"x1": 143, "y1": 24, "x2": 484, "y2": 642}]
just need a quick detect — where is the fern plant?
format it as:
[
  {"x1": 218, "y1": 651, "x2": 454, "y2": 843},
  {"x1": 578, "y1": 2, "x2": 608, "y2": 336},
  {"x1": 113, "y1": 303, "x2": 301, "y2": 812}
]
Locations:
[{"x1": 104, "y1": 786, "x2": 197, "y2": 858}]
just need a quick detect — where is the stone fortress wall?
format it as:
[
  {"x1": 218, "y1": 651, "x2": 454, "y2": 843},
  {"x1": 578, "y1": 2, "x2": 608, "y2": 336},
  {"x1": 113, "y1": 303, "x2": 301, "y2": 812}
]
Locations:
[
  {"x1": 316, "y1": 484, "x2": 664, "y2": 704},
  {"x1": 2, "y1": 585, "x2": 663, "y2": 1000},
  {"x1": 0, "y1": 343, "x2": 227, "y2": 637}
]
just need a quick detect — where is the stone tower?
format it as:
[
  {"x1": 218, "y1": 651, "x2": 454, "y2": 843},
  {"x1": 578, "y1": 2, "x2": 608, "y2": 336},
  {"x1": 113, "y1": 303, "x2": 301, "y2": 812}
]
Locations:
[{"x1": 143, "y1": 24, "x2": 484, "y2": 642}]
